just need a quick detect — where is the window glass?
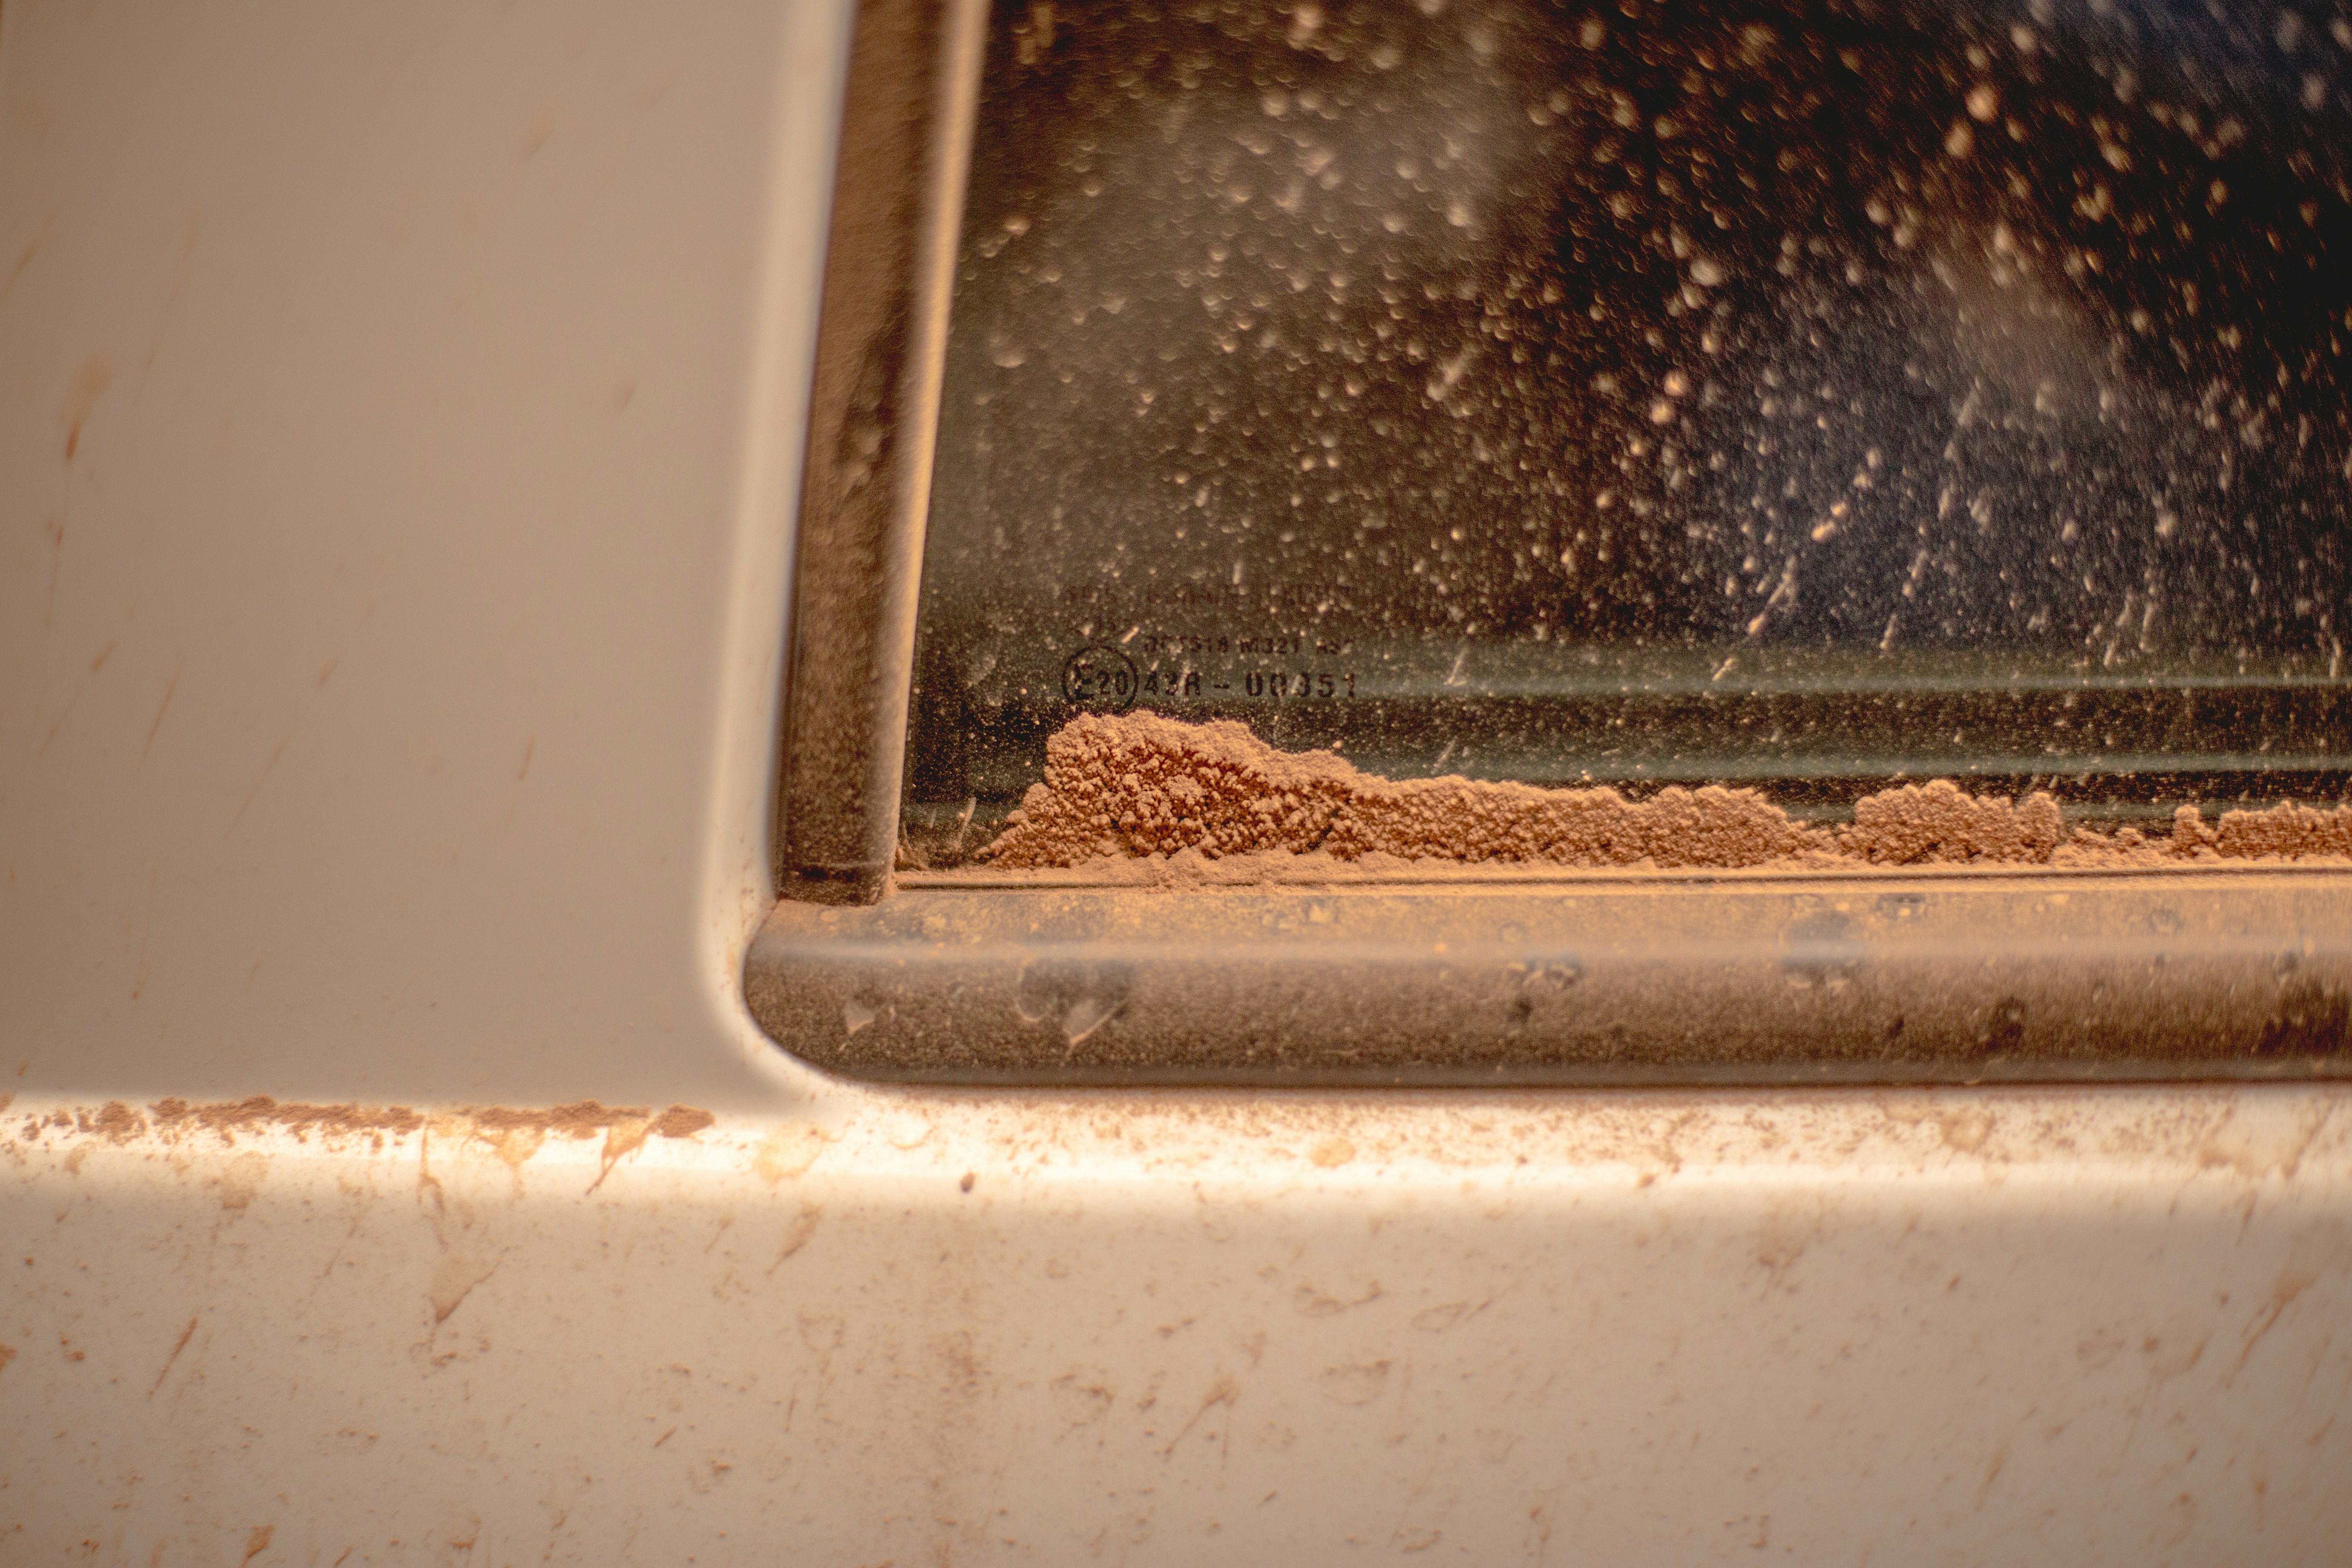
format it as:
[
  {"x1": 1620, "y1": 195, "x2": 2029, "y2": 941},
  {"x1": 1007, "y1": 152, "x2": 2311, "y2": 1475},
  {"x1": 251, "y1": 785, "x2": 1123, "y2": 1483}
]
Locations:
[{"x1": 904, "y1": 0, "x2": 2352, "y2": 856}]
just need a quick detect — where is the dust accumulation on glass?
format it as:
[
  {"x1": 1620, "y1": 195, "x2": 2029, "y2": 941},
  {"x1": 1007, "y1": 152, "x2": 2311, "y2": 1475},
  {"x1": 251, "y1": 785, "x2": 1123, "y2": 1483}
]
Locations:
[
  {"x1": 903, "y1": 0, "x2": 2352, "y2": 862},
  {"x1": 972, "y1": 710, "x2": 2352, "y2": 870}
]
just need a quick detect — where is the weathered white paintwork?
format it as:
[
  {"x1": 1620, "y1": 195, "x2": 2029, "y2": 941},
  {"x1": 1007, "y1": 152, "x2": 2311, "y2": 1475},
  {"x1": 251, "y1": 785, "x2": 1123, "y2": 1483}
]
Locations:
[{"x1": 2, "y1": 3, "x2": 2346, "y2": 1563}]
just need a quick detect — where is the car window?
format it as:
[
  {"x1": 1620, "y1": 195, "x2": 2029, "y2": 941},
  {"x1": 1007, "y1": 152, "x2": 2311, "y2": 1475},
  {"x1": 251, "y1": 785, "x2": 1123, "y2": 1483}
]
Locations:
[
  {"x1": 903, "y1": 0, "x2": 2351, "y2": 865},
  {"x1": 757, "y1": 0, "x2": 2352, "y2": 1085}
]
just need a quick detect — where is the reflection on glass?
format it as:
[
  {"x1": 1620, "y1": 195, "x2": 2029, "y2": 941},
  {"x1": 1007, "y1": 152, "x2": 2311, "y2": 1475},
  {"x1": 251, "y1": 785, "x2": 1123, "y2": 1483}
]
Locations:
[{"x1": 906, "y1": 0, "x2": 2352, "y2": 848}]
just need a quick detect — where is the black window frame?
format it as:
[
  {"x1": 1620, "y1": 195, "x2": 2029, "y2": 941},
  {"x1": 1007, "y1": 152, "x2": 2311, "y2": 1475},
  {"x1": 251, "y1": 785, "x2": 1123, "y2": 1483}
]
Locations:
[{"x1": 753, "y1": 0, "x2": 2352, "y2": 1087}]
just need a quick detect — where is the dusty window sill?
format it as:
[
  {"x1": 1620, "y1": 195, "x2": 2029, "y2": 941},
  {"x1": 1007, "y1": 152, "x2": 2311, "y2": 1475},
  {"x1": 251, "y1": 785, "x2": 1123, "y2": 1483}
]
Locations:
[{"x1": 746, "y1": 870, "x2": 2352, "y2": 1086}]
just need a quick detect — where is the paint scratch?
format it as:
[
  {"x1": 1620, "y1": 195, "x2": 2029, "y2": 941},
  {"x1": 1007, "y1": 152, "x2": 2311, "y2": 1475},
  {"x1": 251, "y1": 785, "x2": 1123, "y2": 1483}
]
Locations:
[
  {"x1": 149, "y1": 1316, "x2": 199, "y2": 1399},
  {"x1": 224, "y1": 735, "x2": 290, "y2": 837},
  {"x1": 142, "y1": 664, "x2": 181, "y2": 762},
  {"x1": 0, "y1": 213, "x2": 56, "y2": 308},
  {"x1": 43, "y1": 518, "x2": 63, "y2": 626},
  {"x1": 61, "y1": 354, "x2": 113, "y2": 461},
  {"x1": 134, "y1": 211, "x2": 206, "y2": 402}
]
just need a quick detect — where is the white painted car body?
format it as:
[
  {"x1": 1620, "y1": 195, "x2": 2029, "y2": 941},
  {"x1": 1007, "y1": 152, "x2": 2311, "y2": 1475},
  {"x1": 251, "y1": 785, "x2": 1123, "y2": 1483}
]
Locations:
[{"x1": 2, "y1": 4, "x2": 2347, "y2": 1563}]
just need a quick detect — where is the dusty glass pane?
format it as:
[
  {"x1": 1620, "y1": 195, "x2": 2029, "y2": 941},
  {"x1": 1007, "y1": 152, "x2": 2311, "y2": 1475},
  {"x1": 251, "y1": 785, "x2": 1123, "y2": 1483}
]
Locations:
[{"x1": 905, "y1": 0, "x2": 2352, "y2": 848}]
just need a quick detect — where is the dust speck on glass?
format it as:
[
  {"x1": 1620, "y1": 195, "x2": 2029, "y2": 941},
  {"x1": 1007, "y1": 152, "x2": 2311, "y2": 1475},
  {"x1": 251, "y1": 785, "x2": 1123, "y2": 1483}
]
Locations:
[{"x1": 903, "y1": 0, "x2": 2352, "y2": 853}]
